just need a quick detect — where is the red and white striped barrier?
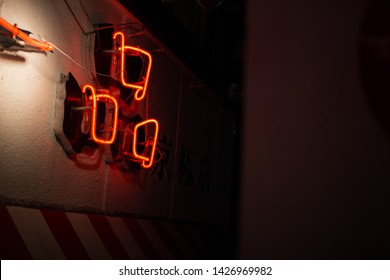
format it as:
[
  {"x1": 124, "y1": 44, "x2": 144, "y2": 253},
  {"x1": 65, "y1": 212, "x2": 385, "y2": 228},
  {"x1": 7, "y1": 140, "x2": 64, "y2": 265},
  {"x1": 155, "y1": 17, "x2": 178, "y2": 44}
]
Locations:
[{"x1": 0, "y1": 205, "x2": 232, "y2": 260}]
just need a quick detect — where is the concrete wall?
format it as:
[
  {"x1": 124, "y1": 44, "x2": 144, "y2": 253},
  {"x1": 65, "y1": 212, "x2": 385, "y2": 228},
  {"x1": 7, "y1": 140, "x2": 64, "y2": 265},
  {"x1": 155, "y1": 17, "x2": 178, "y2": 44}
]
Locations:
[
  {"x1": 239, "y1": 0, "x2": 390, "y2": 259},
  {"x1": 0, "y1": 0, "x2": 234, "y2": 228}
]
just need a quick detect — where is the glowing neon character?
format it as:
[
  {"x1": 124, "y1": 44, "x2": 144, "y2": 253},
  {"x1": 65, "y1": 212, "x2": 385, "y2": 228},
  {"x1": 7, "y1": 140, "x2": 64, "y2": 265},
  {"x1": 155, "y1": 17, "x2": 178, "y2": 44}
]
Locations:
[
  {"x1": 132, "y1": 119, "x2": 159, "y2": 168},
  {"x1": 113, "y1": 31, "x2": 152, "y2": 101},
  {"x1": 82, "y1": 85, "x2": 118, "y2": 145}
]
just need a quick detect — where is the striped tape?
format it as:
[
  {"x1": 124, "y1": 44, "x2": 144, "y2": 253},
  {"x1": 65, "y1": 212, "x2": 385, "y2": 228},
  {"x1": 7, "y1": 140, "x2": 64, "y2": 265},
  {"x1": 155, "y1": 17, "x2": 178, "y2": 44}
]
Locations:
[{"x1": 0, "y1": 205, "x2": 232, "y2": 260}]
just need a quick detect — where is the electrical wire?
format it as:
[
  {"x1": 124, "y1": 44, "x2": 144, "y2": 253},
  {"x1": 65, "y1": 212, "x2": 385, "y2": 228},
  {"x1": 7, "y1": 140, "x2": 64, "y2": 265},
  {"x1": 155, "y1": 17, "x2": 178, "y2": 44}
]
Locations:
[
  {"x1": 51, "y1": 43, "x2": 112, "y2": 78},
  {"x1": 88, "y1": 23, "x2": 144, "y2": 34}
]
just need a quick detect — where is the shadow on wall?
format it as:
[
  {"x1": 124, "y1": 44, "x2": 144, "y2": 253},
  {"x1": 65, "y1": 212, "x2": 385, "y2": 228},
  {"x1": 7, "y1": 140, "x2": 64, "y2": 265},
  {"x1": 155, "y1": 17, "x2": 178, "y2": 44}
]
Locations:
[{"x1": 0, "y1": 51, "x2": 26, "y2": 62}]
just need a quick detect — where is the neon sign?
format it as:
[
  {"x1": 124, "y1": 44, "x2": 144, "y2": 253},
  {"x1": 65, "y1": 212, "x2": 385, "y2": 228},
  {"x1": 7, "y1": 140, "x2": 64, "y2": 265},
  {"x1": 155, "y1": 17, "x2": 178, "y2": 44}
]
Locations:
[
  {"x1": 54, "y1": 28, "x2": 159, "y2": 170},
  {"x1": 113, "y1": 31, "x2": 152, "y2": 101},
  {"x1": 0, "y1": 16, "x2": 53, "y2": 52},
  {"x1": 132, "y1": 119, "x2": 159, "y2": 169},
  {"x1": 1, "y1": 17, "x2": 160, "y2": 169}
]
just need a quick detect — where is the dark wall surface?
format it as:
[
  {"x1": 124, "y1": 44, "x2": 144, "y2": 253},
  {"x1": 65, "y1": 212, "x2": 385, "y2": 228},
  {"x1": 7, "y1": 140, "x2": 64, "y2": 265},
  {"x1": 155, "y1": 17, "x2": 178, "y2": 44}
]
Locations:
[{"x1": 239, "y1": 0, "x2": 390, "y2": 259}]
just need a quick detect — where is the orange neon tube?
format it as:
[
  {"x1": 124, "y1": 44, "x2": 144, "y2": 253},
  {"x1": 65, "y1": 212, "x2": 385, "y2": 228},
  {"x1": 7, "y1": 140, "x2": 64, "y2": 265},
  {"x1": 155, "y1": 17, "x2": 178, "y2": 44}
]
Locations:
[
  {"x1": 82, "y1": 85, "x2": 119, "y2": 145},
  {"x1": 132, "y1": 119, "x2": 159, "y2": 168},
  {"x1": 0, "y1": 17, "x2": 53, "y2": 52},
  {"x1": 113, "y1": 31, "x2": 152, "y2": 101}
]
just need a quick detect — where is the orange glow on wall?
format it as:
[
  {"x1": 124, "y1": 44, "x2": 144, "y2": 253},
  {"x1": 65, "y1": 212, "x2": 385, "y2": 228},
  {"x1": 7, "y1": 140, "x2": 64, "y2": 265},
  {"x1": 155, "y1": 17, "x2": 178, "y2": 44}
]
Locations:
[
  {"x1": 132, "y1": 119, "x2": 159, "y2": 168},
  {"x1": 0, "y1": 17, "x2": 53, "y2": 52},
  {"x1": 113, "y1": 31, "x2": 152, "y2": 101},
  {"x1": 82, "y1": 85, "x2": 118, "y2": 145}
]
